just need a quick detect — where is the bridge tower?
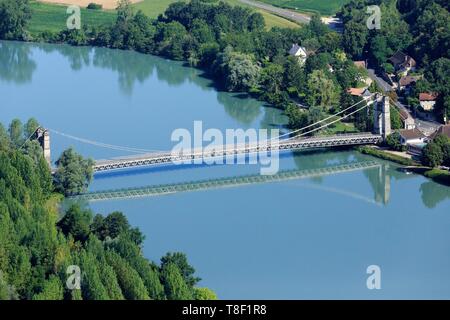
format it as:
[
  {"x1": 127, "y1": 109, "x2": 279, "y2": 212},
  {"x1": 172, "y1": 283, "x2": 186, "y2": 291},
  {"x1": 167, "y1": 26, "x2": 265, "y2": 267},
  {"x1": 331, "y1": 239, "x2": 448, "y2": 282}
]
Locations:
[
  {"x1": 32, "y1": 127, "x2": 51, "y2": 167},
  {"x1": 373, "y1": 95, "x2": 391, "y2": 139}
]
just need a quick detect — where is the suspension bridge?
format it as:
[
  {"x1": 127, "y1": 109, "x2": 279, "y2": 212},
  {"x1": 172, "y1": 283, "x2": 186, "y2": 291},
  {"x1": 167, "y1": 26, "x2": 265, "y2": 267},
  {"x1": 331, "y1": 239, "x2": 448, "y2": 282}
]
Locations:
[{"x1": 34, "y1": 94, "x2": 391, "y2": 173}]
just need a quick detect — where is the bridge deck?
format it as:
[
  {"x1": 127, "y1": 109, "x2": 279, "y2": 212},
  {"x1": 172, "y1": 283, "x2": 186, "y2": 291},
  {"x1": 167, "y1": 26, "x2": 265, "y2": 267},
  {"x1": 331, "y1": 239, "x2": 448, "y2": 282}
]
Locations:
[{"x1": 93, "y1": 133, "x2": 381, "y2": 172}]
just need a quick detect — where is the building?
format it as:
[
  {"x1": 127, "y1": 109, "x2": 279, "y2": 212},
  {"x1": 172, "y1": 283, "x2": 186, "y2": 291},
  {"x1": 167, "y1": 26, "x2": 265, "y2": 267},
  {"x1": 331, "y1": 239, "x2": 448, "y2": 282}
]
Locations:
[
  {"x1": 388, "y1": 51, "x2": 416, "y2": 76},
  {"x1": 353, "y1": 60, "x2": 366, "y2": 69},
  {"x1": 419, "y1": 92, "x2": 438, "y2": 111},
  {"x1": 398, "y1": 75, "x2": 421, "y2": 92},
  {"x1": 288, "y1": 44, "x2": 308, "y2": 65},
  {"x1": 398, "y1": 108, "x2": 416, "y2": 130},
  {"x1": 398, "y1": 128, "x2": 426, "y2": 145},
  {"x1": 347, "y1": 87, "x2": 371, "y2": 98},
  {"x1": 430, "y1": 124, "x2": 450, "y2": 140}
]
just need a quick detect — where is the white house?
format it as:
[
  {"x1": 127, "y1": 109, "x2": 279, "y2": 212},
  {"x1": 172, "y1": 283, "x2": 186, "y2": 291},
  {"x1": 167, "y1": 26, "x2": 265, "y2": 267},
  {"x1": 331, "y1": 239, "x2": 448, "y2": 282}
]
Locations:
[
  {"x1": 289, "y1": 44, "x2": 308, "y2": 65},
  {"x1": 419, "y1": 92, "x2": 438, "y2": 111},
  {"x1": 398, "y1": 128, "x2": 426, "y2": 145}
]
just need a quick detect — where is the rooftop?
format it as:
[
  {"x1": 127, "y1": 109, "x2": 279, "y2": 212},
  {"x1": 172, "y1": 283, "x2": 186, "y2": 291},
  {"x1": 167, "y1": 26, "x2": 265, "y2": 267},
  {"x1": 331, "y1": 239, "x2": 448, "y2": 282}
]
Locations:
[
  {"x1": 399, "y1": 75, "x2": 421, "y2": 87},
  {"x1": 399, "y1": 128, "x2": 426, "y2": 140},
  {"x1": 419, "y1": 92, "x2": 438, "y2": 101},
  {"x1": 389, "y1": 51, "x2": 416, "y2": 68},
  {"x1": 431, "y1": 124, "x2": 450, "y2": 139},
  {"x1": 353, "y1": 61, "x2": 366, "y2": 69}
]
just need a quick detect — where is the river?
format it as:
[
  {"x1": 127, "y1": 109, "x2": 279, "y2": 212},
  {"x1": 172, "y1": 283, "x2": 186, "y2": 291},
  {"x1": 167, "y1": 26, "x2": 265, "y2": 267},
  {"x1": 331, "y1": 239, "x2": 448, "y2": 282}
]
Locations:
[{"x1": 1, "y1": 40, "x2": 450, "y2": 299}]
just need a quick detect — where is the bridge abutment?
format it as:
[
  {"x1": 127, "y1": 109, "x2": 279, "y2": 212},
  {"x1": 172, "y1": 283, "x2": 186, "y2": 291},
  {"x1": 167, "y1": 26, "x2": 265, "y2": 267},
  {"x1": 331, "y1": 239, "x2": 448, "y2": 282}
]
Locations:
[{"x1": 373, "y1": 95, "x2": 391, "y2": 139}]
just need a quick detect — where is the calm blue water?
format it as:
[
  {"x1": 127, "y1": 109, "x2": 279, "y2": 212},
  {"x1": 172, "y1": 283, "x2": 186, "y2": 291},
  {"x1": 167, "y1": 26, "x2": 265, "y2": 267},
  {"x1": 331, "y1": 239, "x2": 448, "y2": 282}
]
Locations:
[{"x1": 1, "y1": 40, "x2": 450, "y2": 299}]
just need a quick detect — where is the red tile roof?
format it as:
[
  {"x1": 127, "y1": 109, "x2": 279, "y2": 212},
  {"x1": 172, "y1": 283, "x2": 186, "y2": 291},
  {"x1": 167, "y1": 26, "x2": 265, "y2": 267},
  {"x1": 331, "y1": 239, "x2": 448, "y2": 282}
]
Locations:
[
  {"x1": 419, "y1": 92, "x2": 438, "y2": 101},
  {"x1": 347, "y1": 87, "x2": 365, "y2": 96}
]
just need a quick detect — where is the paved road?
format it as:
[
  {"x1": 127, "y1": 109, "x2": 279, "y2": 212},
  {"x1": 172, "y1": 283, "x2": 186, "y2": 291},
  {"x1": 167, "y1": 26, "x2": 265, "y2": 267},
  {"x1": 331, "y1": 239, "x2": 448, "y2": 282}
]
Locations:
[
  {"x1": 367, "y1": 69, "x2": 393, "y2": 93},
  {"x1": 238, "y1": 0, "x2": 311, "y2": 24},
  {"x1": 394, "y1": 99, "x2": 441, "y2": 135}
]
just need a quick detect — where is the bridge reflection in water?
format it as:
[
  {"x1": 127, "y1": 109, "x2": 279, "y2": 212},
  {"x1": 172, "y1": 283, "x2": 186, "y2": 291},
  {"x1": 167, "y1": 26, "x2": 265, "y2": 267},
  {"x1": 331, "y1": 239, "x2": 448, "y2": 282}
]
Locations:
[{"x1": 74, "y1": 160, "x2": 392, "y2": 205}]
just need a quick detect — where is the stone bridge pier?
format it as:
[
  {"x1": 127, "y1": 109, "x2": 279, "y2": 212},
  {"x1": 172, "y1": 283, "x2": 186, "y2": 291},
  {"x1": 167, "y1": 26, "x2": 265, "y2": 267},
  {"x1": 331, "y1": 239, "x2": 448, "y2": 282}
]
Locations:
[{"x1": 32, "y1": 127, "x2": 51, "y2": 167}]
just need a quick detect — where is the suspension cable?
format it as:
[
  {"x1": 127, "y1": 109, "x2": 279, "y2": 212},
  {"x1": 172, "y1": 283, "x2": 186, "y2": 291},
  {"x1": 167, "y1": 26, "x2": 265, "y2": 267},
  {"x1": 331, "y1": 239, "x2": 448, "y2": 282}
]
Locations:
[
  {"x1": 48, "y1": 129, "x2": 164, "y2": 154},
  {"x1": 269, "y1": 94, "x2": 375, "y2": 142}
]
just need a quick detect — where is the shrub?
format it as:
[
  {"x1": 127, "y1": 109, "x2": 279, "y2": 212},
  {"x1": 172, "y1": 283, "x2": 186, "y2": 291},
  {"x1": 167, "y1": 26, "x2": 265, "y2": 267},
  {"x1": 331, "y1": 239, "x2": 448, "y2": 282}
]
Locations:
[{"x1": 87, "y1": 3, "x2": 102, "y2": 10}]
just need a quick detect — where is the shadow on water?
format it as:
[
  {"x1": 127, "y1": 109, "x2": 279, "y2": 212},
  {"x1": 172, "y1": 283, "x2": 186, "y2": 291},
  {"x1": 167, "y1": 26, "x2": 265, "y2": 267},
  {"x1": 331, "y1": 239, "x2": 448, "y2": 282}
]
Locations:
[
  {"x1": 0, "y1": 41, "x2": 37, "y2": 84},
  {"x1": 420, "y1": 181, "x2": 450, "y2": 209}
]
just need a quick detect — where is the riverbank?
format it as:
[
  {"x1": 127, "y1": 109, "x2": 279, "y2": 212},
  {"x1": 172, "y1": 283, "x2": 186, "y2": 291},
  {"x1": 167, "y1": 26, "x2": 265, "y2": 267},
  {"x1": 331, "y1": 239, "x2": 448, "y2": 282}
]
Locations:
[{"x1": 357, "y1": 146, "x2": 450, "y2": 187}]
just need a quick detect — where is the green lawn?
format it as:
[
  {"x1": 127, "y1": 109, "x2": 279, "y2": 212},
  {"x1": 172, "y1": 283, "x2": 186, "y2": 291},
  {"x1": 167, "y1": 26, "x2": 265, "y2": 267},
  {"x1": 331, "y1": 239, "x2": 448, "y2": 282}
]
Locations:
[
  {"x1": 28, "y1": 1, "x2": 116, "y2": 34},
  {"x1": 258, "y1": 0, "x2": 350, "y2": 15}
]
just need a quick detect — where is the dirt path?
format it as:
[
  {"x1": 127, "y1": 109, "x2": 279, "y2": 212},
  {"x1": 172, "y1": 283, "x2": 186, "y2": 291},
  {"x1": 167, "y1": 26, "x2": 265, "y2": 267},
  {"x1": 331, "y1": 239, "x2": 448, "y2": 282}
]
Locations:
[{"x1": 37, "y1": 0, "x2": 143, "y2": 10}]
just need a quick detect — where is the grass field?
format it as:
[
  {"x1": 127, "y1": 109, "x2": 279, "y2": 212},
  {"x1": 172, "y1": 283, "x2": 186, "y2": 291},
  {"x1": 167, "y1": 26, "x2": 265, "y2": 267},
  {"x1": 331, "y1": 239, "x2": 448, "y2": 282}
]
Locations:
[
  {"x1": 27, "y1": 0, "x2": 298, "y2": 35},
  {"x1": 28, "y1": 1, "x2": 116, "y2": 34},
  {"x1": 258, "y1": 0, "x2": 350, "y2": 15}
]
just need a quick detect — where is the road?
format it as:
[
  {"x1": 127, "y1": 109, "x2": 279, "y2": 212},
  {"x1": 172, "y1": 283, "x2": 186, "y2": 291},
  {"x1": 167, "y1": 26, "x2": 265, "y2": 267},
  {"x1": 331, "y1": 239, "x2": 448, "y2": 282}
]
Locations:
[
  {"x1": 367, "y1": 68, "x2": 393, "y2": 93},
  {"x1": 238, "y1": 0, "x2": 311, "y2": 24}
]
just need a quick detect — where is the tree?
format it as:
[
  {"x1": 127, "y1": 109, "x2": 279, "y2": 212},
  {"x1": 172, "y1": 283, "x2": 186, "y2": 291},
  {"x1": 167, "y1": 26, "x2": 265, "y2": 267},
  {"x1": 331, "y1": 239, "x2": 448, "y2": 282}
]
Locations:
[
  {"x1": 0, "y1": 0, "x2": 31, "y2": 40},
  {"x1": 53, "y1": 147, "x2": 94, "y2": 196},
  {"x1": 24, "y1": 118, "x2": 39, "y2": 139},
  {"x1": 385, "y1": 132, "x2": 405, "y2": 151},
  {"x1": 194, "y1": 287, "x2": 218, "y2": 300},
  {"x1": 32, "y1": 276, "x2": 63, "y2": 300},
  {"x1": 8, "y1": 119, "x2": 23, "y2": 147},
  {"x1": 285, "y1": 104, "x2": 308, "y2": 130},
  {"x1": 160, "y1": 263, "x2": 192, "y2": 300},
  {"x1": 217, "y1": 47, "x2": 260, "y2": 92},
  {"x1": 160, "y1": 252, "x2": 200, "y2": 288},
  {"x1": 306, "y1": 70, "x2": 340, "y2": 109},
  {"x1": 0, "y1": 123, "x2": 10, "y2": 150},
  {"x1": 106, "y1": 251, "x2": 150, "y2": 300},
  {"x1": 22, "y1": 140, "x2": 43, "y2": 164},
  {"x1": 342, "y1": 20, "x2": 368, "y2": 58},
  {"x1": 57, "y1": 205, "x2": 92, "y2": 242},
  {"x1": 422, "y1": 142, "x2": 444, "y2": 167}
]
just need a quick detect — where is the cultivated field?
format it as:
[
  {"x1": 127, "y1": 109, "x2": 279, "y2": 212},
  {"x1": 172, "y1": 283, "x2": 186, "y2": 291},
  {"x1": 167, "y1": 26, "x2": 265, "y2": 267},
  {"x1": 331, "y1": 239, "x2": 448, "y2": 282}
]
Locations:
[
  {"x1": 37, "y1": 0, "x2": 143, "y2": 10},
  {"x1": 29, "y1": 1, "x2": 116, "y2": 34}
]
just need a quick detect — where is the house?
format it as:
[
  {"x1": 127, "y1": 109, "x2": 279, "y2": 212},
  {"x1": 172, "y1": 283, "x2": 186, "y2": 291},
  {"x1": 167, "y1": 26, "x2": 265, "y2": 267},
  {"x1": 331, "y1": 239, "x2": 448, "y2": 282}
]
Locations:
[
  {"x1": 288, "y1": 44, "x2": 308, "y2": 65},
  {"x1": 398, "y1": 128, "x2": 426, "y2": 145},
  {"x1": 398, "y1": 108, "x2": 416, "y2": 130},
  {"x1": 388, "y1": 51, "x2": 416, "y2": 76},
  {"x1": 347, "y1": 87, "x2": 371, "y2": 97},
  {"x1": 419, "y1": 92, "x2": 438, "y2": 111},
  {"x1": 353, "y1": 60, "x2": 366, "y2": 69},
  {"x1": 352, "y1": 60, "x2": 372, "y2": 85},
  {"x1": 430, "y1": 124, "x2": 450, "y2": 140},
  {"x1": 398, "y1": 75, "x2": 421, "y2": 92}
]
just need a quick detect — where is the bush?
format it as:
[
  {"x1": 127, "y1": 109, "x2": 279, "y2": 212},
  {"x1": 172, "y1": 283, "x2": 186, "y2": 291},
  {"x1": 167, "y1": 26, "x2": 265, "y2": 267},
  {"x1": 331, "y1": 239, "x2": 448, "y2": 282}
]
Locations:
[{"x1": 87, "y1": 3, "x2": 102, "y2": 10}]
